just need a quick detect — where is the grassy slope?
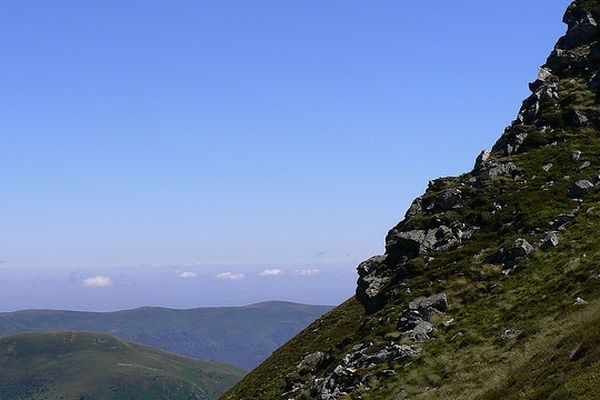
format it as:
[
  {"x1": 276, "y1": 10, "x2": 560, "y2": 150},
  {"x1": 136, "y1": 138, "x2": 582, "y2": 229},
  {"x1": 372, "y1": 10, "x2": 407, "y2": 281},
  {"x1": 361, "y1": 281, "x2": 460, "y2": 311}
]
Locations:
[
  {"x1": 223, "y1": 2, "x2": 600, "y2": 399},
  {"x1": 0, "y1": 331, "x2": 245, "y2": 400},
  {"x1": 0, "y1": 301, "x2": 332, "y2": 370}
]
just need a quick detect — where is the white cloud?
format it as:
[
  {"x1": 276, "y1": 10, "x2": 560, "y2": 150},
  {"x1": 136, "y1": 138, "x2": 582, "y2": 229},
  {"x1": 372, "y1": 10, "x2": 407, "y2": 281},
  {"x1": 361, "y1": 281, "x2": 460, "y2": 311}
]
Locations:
[
  {"x1": 260, "y1": 268, "x2": 283, "y2": 277},
  {"x1": 295, "y1": 269, "x2": 321, "y2": 276},
  {"x1": 215, "y1": 272, "x2": 244, "y2": 280},
  {"x1": 81, "y1": 275, "x2": 113, "y2": 287},
  {"x1": 178, "y1": 271, "x2": 197, "y2": 279}
]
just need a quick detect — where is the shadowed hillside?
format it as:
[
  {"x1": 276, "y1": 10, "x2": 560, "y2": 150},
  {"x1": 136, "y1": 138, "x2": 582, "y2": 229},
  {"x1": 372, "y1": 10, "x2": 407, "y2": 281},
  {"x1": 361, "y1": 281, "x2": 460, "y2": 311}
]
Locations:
[{"x1": 0, "y1": 331, "x2": 244, "y2": 400}]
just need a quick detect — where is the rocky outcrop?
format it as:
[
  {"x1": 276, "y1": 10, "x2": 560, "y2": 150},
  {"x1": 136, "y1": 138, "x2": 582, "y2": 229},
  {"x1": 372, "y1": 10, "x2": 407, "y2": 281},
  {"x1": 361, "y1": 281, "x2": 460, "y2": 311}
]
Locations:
[{"x1": 397, "y1": 293, "x2": 449, "y2": 341}]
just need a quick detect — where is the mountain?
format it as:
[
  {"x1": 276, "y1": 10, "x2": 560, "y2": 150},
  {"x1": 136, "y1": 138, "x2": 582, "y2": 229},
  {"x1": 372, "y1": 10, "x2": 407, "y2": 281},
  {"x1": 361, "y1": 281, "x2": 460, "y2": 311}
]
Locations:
[
  {"x1": 223, "y1": 1, "x2": 600, "y2": 399},
  {"x1": 0, "y1": 331, "x2": 244, "y2": 400},
  {"x1": 0, "y1": 301, "x2": 332, "y2": 370}
]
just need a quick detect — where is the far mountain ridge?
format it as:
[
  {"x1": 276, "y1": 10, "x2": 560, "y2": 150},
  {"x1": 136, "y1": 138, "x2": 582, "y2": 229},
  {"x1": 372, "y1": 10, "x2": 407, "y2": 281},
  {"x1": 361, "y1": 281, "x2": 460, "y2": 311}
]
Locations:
[{"x1": 0, "y1": 301, "x2": 332, "y2": 371}]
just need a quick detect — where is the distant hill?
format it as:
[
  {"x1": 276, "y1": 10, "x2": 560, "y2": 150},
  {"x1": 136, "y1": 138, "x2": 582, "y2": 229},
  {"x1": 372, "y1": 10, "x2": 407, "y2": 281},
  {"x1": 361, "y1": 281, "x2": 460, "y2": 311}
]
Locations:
[
  {"x1": 0, "y1": 301, "x2": 332, "y2": 370},
  {"x1": 0, "y1": 331, "x2": 244, "y2": 400}
]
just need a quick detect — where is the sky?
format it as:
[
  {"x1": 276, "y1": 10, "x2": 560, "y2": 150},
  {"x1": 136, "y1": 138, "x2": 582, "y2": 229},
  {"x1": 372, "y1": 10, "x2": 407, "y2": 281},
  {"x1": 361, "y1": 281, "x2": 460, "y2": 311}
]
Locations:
[{"x1": 0, "y1": 1, "x2": 572, "y2": 309}]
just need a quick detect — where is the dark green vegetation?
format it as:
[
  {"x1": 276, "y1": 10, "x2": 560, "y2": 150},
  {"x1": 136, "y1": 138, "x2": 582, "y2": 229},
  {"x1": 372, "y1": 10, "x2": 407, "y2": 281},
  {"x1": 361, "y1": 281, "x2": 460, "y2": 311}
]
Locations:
[
  {"x1": 0, "y1": 301, "x2": 331, "y2": 370},
  {"x1": 223, "y1": 1, "x2": 600, "y2": 399},
  {"x1": 0, "y1": 331, "x2": 244, "y2": 400}
]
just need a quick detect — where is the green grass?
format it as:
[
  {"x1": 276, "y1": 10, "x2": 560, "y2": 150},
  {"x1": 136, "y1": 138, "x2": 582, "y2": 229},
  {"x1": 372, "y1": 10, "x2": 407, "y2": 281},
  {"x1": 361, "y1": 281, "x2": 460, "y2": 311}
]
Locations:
[{"x1": 0, "y1": 331, "x2": 245, "y2": 400}]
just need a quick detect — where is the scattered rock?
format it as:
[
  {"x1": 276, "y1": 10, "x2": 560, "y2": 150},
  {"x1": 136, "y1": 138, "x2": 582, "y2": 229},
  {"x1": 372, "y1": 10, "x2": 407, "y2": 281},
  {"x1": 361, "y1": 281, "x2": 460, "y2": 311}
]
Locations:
[
  {"x1": 571, "y1": 150, "x2": 582, "y2": 161},
  {"x1": 578, "y1": 161, "x2": 591, "y2": 171},
  {"x1": 297, "y1": 352, "x2": 329, "y2": 375},
  {"x1": 569, "y1": 180, "x2": 594, "y2": 198},
  {"x1": 504, "y1": 238, "x2": 533, "y2": 267},
  {"x1": 574, "y1": 297, "x2": 588, "y2": 305},
  {"x1": 569, "y1": 109, "x2": 589, "y2": 126},
  {"x1": 397, "y1": 293, "x2": 448, "y2": 341},
  {"x1": 550, "y1": 213, "x2": 576, "y2": 230},
  {"x1": 501, "y1": 329, "x2": 522, "y2": 340},
  {"x1": 542, "y1": 163, "x2": 553, "y2": 172},
  {"x1": 541, "y1": 231, "x2": 559, "y2": 250}
]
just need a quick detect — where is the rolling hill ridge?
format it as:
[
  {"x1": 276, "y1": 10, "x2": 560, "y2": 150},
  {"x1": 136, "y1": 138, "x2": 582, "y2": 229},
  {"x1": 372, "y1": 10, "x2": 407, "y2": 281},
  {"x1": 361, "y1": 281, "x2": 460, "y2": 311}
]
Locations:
[{"x1": 0, "y1": 301, "x2": 332, "y2": 370}]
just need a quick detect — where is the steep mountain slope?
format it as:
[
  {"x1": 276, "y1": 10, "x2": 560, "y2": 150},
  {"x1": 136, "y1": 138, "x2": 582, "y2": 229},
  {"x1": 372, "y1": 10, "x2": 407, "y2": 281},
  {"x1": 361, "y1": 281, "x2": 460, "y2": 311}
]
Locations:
[
  {"x1": 0, "y1": 301, "x2": 331, "y2": 370},
  {"x1": 223, "y1": 1, "x2": 600, "y2": 399},
  {"x1": 0, "y1": 331, "x2": 244, "y2": 400}
]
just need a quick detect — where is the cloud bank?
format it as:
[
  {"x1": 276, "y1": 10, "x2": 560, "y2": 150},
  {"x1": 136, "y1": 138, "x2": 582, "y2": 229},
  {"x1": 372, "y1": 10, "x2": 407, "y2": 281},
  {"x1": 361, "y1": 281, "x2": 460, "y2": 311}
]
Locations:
[
  {"x1": 178, "y1": 271, "x2": 197, "y2": 279},
  {"x1": 81, "y1": 275, "x2": 113, "y2": 287},
  {"x1": 215, "y1": 272, "x2": 244, "y2": 280},
  {"x1": 260, "y1": 268, "x2": 283, "y2": 277},
  {"x1": 295, "y1": 269, "x2": 321, "y2": 276}
]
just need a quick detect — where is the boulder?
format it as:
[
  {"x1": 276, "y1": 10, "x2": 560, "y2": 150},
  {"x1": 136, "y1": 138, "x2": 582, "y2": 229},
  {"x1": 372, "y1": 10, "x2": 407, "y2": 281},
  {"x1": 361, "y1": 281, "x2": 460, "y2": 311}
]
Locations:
[
  {"x1": 397, "y1": 293, "x2": 448, "y2": 341},
  {"x1": 504, "y1": 238, "x2": 533, "y2": 267},
  {"x1": 356, "y1": 255, "x2": 389, "y2": 310},
  {"x1": 571, "y1": 150, "x2": 582, "y2": 161},
  {"x1": 569, "y1": 180, "x2": 594, "y2": 198},
  {"x1": 432, "y1": 189, "x2": 462, "y2": 211},
  {"x1": 541, "y1": 231, "x2": 559, "y2": 250},
  {"x1": 569, "y1": 109, "x2": 589, "y2": 126}
]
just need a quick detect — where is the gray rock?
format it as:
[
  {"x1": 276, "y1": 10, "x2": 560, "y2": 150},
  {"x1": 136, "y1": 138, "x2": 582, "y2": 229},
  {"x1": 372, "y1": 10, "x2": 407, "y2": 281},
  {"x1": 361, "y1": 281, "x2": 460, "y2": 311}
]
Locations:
[
  {"x1": 297, "y1": 351, "x2": 329, "y2": 375},
  {"x1": 433, "y1": 189, "x2": 462, "y2": 211},
  {"x1": 569, "y1": 180, "x2": 594, "y2": 198},
  {"x1": 501, "y1": 329, "x2": 522, "y2": 340},
  {"x1": 487, "y1": 162, "x2": 518, "y2": 179},
  {"x1": 504, "y1": 238, "x2": 533, "y2": 267},
  {"x1": 474, "y1": 150, "x2": 491, "y2": 171},
  {"x1": 550, "y1": 213, "x2": 576, "y2": 230},
  {"x1": 542, "y1": 163, "x2": 553, "y2": 172},
  {"x1": 571, "y1": 150, "x2": 582, "y2": 161},
  {"x1": 409, "y1": 292, "x2": 449, "y2": 314},
  {"x1": 578, "y1": 161, "x2": 591, "y2": 171},
  {"x1": 569, "y1": 109, "x2": 589, "y2": 126},
  {"x1": 398, "y1": 293, "x2": 448, "y2": 341},
  {"x1": 356, "y1": 255, "x2": 389, "y2": 309},
  {"x1": 541, "y1": 231, "x2": 559, "y2": 250},
  {"x1": 404, "y1": 197, "x2": 422, "y2": 218},
  {"x1": 559, "y1": 8, "x2": 599, "y2": 49},
  {"x1": 574, "y1": 297, "x2": 588, "y2": 305}
]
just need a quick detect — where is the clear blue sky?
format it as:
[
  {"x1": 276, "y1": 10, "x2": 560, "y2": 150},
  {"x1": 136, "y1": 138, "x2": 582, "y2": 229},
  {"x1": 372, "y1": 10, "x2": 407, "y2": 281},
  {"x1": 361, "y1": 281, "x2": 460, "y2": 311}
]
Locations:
[{"x1": 1, "y1": 1, "x2": 571, "y2": 269}]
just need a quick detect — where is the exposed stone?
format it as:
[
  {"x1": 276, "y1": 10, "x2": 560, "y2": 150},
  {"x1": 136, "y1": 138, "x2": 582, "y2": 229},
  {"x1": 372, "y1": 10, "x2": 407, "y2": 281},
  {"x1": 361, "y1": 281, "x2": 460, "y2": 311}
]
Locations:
[
  {"x1": 503, "y1": 238, "x2": 533, "y2": 267},
  {"x1": 541, "y1": 231, "x2": 559, "y2": 250},
  {"x1": 569, "y1": 109, "x2": 589, "y2": 126},
  {"x1": 550, "y1": 213, "x2": 576, "y2": 230},
  {"x1": 559, "y1": 7, "x2": 599, "y2": 49},
  {"x1": 574, "y1": 297, "x2": 588, "y2": 305},
  {"x1": 313, "y1": 342, "x2": 419, "y2": 399},
  {"x1": 542, "y1": 163, "x2": 553, "y2": 172},
  {"x1": 404, "y1": 197, "x2": 422, "y2": 218},
  {"x1": 501, "y1": 329, "x2": 522, "y2": 340},
  {"x1": 569, "y1": 180, "x2": 594, "y2": 198},
  {"x1": 397, "y1": 293, "x2": 448, "y2": 341},
  {"x1": 578, "y1": 161, "x2": 591, "y2": 170},
  {"x1": 356, "y1": 255, "x2": 389, "y2": 310},
  {"x1": 297, "y1": 352, "x2": 329, "y2": 375},
  {"x1": 571, "y1": 150, "x2": 582, "y2": 161},
  {"x1": 432, "y1": 189, "x2": 462, "y2": 211},
  {"x1": 474, "y1": 150, "x2": 491, "y2": 171}
]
